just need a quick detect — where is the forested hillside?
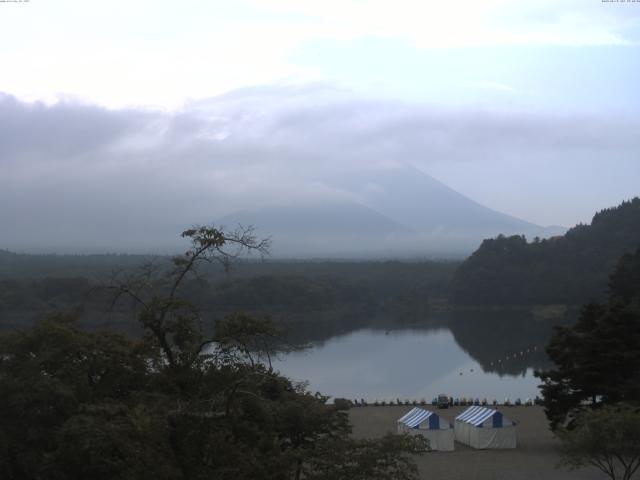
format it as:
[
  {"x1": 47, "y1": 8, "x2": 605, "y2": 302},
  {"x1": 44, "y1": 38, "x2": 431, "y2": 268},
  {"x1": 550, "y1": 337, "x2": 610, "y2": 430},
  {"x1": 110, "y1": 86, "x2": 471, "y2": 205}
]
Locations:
[
  {"x1": 451, "y1": 198, "x2": 640, "y2": 305},
  {"x1": 0, "y1": 257, "x2": 457, "y2": 341}
]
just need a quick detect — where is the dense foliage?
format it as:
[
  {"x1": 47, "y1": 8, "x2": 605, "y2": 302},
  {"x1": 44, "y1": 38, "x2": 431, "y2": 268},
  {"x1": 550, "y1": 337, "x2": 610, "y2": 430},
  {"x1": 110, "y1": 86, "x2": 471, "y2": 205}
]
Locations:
[
  {"x1": 451, "y1": 198, "x2": 640, "y2": 305},
  {"x1": 0, "y1": 314, "x2": 427, "y2": 480},
  {"x1": 0, "y1": 225, "x2": 428, "y2": 480},
  {"x1": 558, "y1": 404, "x2": 640, "y2": 480},
  {"x1": 536, "y1": 247, "x2": 640, "y2": 430}
]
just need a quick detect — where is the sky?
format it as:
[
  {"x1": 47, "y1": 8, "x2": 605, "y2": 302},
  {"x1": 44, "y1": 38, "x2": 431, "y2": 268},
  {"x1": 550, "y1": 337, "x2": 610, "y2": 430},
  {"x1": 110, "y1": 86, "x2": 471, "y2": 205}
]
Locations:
[{"x1": 0, "y1": 0, "x2": 639, "y2": 253}]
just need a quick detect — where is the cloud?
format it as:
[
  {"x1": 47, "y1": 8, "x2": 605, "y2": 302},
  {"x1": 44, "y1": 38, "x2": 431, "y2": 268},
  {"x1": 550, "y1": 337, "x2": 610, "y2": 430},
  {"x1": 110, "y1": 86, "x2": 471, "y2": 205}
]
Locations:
[
  {"x1": 0, "y1": 86, "x2": 637, "y2": 252},
  {"x1": 464, "y1": 82, "x2": 516, "y2": 94},
  {"x1": 253, "y1": 0, "x2": 640, "y2": 47},
  {"x1": 0, "y1": 94, "x2": 151, "y2": 162},
  {"x1": 2, "y1": 1, "x2": 638, "y2": 109}
]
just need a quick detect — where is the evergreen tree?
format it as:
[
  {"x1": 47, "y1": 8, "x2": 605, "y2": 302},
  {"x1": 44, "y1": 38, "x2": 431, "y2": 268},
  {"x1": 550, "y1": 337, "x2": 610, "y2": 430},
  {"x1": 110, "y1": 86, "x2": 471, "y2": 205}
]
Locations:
[{"x1": 536, "y1": 247, "x2": 640, "y2": 429}]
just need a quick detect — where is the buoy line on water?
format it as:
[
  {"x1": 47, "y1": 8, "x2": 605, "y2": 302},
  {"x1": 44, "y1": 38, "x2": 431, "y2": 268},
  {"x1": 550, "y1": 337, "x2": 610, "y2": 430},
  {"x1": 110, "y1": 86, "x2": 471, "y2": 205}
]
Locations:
[{"x1": 488, "y1": 345, "x2": 541, "y2": 368}]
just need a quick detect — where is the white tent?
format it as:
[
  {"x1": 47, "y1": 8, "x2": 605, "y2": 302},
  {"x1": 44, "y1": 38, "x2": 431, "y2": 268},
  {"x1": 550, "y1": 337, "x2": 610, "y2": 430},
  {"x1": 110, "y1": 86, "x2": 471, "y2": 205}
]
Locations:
[
  {"x1": 397, "y1": 407, "x2": 454, "y2": 451},
  {"x1": 454, "y1": 405, "x2": 516, "y2": 449}
]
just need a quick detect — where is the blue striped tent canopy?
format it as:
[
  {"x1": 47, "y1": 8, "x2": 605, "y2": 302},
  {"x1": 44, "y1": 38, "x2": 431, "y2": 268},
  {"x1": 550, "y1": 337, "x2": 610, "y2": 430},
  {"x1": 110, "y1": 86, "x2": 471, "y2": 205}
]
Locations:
[
  {"x1": 398, "y1": 407, "x2": 439, "y2": 429},
  {"x1": 455, "y1": 406, "x2": 512, "y2": 427}
]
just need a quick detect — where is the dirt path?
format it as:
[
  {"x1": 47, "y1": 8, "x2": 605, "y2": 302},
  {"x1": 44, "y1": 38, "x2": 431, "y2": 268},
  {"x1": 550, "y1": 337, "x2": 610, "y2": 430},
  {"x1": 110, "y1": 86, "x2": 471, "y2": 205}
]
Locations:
[{"x1": 349, "y1": 405, "x2": 604, "y2": 480}]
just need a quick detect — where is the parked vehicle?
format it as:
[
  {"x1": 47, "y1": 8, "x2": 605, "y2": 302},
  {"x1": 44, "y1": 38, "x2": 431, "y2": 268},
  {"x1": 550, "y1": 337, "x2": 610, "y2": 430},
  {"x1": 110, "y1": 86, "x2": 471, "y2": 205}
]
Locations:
[{"x1": 437, "y1": 394, "x2": 450, "y2": 409}]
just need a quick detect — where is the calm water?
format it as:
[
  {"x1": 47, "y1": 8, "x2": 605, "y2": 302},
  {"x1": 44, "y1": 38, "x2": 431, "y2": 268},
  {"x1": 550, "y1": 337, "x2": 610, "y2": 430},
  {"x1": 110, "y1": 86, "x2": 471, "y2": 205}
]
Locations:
[{"x1": 273, "y1": 327, "x2": 547, "y2": 402}]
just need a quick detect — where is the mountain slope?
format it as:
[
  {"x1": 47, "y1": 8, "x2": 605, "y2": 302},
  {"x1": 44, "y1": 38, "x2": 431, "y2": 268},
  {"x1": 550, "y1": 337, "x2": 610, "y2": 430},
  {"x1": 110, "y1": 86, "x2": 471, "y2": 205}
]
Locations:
[
  {"x1": 326, "y1": 164, "x2": 560, "y2": 237},
  {"x1": 219, "y1": 164, "x2": 566, "y2": 258},
  {"x1": 218, "y1": 202, "x2": 412, "y2": 257}
]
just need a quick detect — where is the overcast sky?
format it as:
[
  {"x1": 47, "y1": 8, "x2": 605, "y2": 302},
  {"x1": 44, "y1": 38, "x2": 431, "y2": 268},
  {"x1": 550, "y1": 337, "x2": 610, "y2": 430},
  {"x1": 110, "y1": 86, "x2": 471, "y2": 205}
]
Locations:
[{"x1": 0, "y1": 0, "x2": 639, "y2": 252}]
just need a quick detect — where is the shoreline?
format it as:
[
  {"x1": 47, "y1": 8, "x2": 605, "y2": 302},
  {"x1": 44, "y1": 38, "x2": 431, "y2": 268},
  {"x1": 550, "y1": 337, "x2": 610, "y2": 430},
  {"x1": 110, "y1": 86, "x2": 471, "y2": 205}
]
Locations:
[{"x1": 348, "y1": 405, "x2": 601, "y2": 480}]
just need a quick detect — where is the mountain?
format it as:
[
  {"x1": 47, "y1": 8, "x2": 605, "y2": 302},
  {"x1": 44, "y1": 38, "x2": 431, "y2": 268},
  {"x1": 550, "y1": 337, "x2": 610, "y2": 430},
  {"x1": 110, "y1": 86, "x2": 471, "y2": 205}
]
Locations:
[
  {"x1": 218, "y1": 202, "x2": 412, "y2": 257},
  {"x1": 326, "y1": 164, "x2": 563, "y2": 238},
  {"x1": 451, "y1": 197, "x2": 640, "y2": 305},
  {"x1": 219, "y1": 164, "x2": 565, "y2": 257}
]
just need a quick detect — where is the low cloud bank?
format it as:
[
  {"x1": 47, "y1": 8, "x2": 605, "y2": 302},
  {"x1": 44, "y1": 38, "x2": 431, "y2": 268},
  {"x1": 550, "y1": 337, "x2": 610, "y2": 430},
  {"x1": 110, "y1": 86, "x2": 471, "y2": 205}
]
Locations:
[{"x1": 0, "y1": 86, "x2": 635, "y2": 255}]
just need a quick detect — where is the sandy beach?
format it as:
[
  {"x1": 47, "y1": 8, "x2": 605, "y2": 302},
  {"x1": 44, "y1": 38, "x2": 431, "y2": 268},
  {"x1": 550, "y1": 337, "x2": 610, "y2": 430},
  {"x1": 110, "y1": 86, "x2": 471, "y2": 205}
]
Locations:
[{"x1": 349, "y1": 405, "x2": 604, "y2": 480}]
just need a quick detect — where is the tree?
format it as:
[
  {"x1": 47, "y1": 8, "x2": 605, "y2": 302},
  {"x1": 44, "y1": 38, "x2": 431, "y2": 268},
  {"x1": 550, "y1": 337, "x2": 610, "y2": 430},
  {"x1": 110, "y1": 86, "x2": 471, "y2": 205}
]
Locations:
[
  {"x1": 558, "y1": 404, "x2": 640, "y2": 480},
  {"x1": 536, "y1": 247, "x2": 640, "y2": 430},
  {"x1": 1, "y1": 224, "x2": 427, "y2": 480},
  {"x1": 451, "y1": 197, "x2": 640, "y2": 306},
  {"x1": 0, "y1": 313, "x2": 168, "y2": 480},
  {"x1": 214, "y1": 312, "x2": 290, "y2": 369},
  {"x1": 105, "y1": 224, "x2": 271, "y2": 374},
  {"x1": 303, "y1": 434, "x2": 429, "y2": 480}
]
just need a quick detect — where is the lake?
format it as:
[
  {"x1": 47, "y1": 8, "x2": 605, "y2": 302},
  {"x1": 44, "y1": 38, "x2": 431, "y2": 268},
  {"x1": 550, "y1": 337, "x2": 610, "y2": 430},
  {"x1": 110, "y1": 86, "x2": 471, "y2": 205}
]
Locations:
[{"x1": 273, "y1": 313, "x2": 562, "y2": 403}]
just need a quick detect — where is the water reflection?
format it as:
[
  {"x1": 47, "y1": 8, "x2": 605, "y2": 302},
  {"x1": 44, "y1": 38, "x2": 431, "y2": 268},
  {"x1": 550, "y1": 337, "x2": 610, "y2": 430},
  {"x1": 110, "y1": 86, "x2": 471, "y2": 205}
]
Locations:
[
  {"x1": 273, "y1": 309, "x2": 575, "y2": 401},
  {"x1": 447, "y1": 309, "x2": 569, "y2": 376}
]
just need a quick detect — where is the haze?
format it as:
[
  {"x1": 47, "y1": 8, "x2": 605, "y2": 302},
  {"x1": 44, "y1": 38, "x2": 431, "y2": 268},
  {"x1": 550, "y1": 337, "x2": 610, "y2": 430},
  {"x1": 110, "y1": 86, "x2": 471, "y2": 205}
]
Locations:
[{"x1": 1, "y1": 0, "x2": 638, "y2": 255}]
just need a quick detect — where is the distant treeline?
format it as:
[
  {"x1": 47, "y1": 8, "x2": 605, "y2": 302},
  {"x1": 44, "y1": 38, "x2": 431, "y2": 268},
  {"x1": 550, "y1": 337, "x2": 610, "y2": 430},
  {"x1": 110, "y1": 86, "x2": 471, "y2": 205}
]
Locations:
[
  {"x1": 0, "y1": 258, "x2": 458, "y2": 339},
  {"x1": 451, "y1": 198, "x2": 640, "y2": 305},
  {"x1": 0, "y1": 250, "x2": 147, "y2": 279}
]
